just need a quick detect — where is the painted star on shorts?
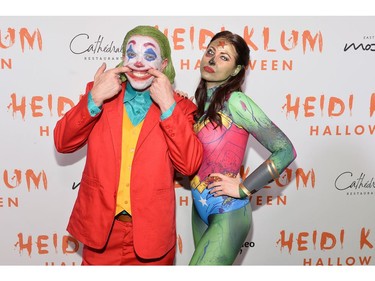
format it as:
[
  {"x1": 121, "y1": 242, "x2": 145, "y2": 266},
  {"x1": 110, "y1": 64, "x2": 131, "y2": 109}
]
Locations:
[{"x1": 198, "y1": 196, "x2": 208, "y2": 207}]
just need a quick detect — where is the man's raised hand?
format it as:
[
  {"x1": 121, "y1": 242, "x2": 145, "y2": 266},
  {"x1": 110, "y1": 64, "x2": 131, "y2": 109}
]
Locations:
[
  {"x1": 148, "y1": 68, "x2": 175, "y2": 113},
  {"x1": 90, "y1": 63, "x2": 130, "y2": 107}
]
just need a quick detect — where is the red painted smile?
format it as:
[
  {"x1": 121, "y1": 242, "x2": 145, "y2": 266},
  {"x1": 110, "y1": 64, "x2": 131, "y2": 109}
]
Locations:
[{"x1": 127, "y1": 70, "x2": 153, "y2": 81}]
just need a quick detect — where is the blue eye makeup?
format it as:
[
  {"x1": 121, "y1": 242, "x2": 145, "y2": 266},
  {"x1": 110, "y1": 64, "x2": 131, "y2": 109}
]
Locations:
[
  {"x1": 144, "y1": 48, "x2": 157, "y2": 61},
  {"x1": 126, "y1": 45, "x2": 136, "y2": 59}
]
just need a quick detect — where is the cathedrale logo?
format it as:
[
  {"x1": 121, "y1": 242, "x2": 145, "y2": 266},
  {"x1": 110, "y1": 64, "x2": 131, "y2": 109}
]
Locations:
[
  {"x1": 69, "y1": 33, "x2": 123, "y2": 62},
  {"x1": 334, "y1": 171, "x2": 375, "y2": 196}
]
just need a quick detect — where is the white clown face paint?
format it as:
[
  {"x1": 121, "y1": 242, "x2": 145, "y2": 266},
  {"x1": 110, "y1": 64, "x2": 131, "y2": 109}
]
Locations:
[{"x1": 123, "y1": 35, "x2": 165, "y2": 91}]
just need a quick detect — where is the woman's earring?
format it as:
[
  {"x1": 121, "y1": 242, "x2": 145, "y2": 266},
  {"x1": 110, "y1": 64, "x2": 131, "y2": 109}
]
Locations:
[{"x1": 232, "y1": 65, "x2": 242, "y2": 76}]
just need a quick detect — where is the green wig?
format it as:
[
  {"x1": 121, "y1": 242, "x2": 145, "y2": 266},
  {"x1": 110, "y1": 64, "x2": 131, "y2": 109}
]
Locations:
[{"x1": 117, "y1": 25, "x2": 175, "y2": 84}]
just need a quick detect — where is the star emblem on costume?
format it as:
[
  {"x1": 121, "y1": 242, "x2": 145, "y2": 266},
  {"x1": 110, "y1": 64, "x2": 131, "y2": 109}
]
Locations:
[
  {"x1": 218, "y1": 40, "x2": 227, "y2": 49},
  {"x1": 198, "y1": 196, "x2": 208, "y2": 207}
]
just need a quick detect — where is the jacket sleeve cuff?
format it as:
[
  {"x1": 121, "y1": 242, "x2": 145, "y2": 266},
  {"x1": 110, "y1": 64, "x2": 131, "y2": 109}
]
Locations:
[
  {"x1": 87, "y1": 91, "x2": 102, "y2": 117},
  {"x1": 160, "y1": 102, "x2": 176, "y2": 120}
]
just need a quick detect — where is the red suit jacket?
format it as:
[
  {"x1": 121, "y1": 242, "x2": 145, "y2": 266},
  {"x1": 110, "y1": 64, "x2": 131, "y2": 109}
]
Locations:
[{"x1": 54, "y1": 81, "x2": 203, "y2": 259}]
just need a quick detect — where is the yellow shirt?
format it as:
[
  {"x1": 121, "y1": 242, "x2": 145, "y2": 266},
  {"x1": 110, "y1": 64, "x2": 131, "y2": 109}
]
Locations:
[{"x1": 115, "y1": 109, "x2": 144, "y2": 215}]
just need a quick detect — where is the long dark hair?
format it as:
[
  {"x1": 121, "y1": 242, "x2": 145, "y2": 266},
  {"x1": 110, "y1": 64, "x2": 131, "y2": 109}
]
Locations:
[{"x1": 195, "y1": 30, "x2": 250, "y2": 127}]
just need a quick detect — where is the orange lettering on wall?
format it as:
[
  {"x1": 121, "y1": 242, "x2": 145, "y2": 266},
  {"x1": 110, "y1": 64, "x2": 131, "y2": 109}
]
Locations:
[
  {"x1": 2, "y1": 169, "x2": 47, "y2": 191},
  {"x1": 172, "y1": 28, "x2": 185, "y2": 50},
  {"x1": 243, "y1": 26, "x2": 258, "y2": 51},
  {"x1": 304, "y1": 96, "x2": 316, "y2": 117},
  {"x1": 295, "y1": 168, "x2": 315, "y2": 189},
  {"x1": 0, "y1": 28, "x2": 16, "y2": 48},
  {"x1": 14, "y1": 233, "x2": 81, "y2": 256},
  {"x1": 194, "y1": 59, "x2": 201, "y2": 70},
  {"x1": 277, "y1": 229, "x2": 344, "y2": 253},
  {"x1": 280, "y1": 30, "x2": 298, "y2": 51},
  {"x1": 37, "y1": 235, "x2": 49, "y2": 254},
  {"x1": 370, "y1": 93, "x2": 375, "y2": 117},
  {"x1": 14, "y1": 233, "x2": 32, "y2": 256},
  {"x1": 240, "y1": 165, "x2": 250, "y2": 180},
  {"x1": 180, "y1": 59, "x2": 190, "y2": 70},
  {"x1": 7, "y1": 93, "x2": 26, "y2": 119},
  {"x1": 0, "y1": 196, "x2": 19, "y2": 207},
  {"x1": 7, "y1": 93, "x2": 78, "y2": 120},
  {"x1": 277, "y1": 230, "x2": 294, "y2": 253},
  {"x1": 199, "y1": 29, "x2": 215, "y2": 50},
  {"x1": 3, "y1": 169, "x2": 22, "y2": 188},
  {"x1": 302, "y1": 30, "x2": 323, "y2": 53},
  {"x1": 360, "y1": 227, "x2": 373, "y2": 250},
  {"x1": 249, "y1": 194, "x2": 286, "y2": 206},
  {"x1": 40, "y1": 126, "x2": 50, "y2": 136},
  {"x1": 179, "y1": 196, "x2": 189, "y2": 206},
  {"x1": 297, "y1": 232, "x2": 309, "y2": 251},
  {"x1": 283, "y1": 94, "x2": 353, "y2": 120},
  {"x1": 19, "y1": 28, "x2": 42, "y2": 52},
  {"x1": 249, "y1": 59, "x2": 293, "y2": 71},
  {"x1": 57, "y1": 96, "x2": 76, "y2": 117},
  {"x1": 274, "y1": 168, "x2": 293, "y2": 187},
  {"x1": 25, "y1": 169, "x2": 47, "y2": 191},
  {"x1": 263, "y1": 27, "x2": 276, "y2": 52},
  {"x1": 62, "y1": 235, "x2": 80, "y2": 254},
  {"x1": 1, "y1": 27, "x2": 42, "y2": 52},
  {"x1": 189, "y1": 26, "x2": 194, "y2": 49},
  {"x1": 1, "y1": 58, "x2": 12, "y2": 69},
  {"x1": 157, "y1": 26, "x2": 323, "y2": 53},
  {"x1": 328, "y1": 95, "x2": 353, "y2": 117},
  {"x1": 31, "y1": 96, "x2": 43, "y2": 117},
  {"x1": 177, "y1": 234, "x2": 183, "y2": 254},
  {"x1": 320, "y1": 232, "x2": 337, "y2": 250},
  {"x1": 282, "y1": 94, "x2": 300, "y2": 119}
]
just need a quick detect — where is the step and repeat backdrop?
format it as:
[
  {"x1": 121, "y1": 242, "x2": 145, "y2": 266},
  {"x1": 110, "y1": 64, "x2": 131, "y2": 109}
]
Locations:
[{"x1": 1, "y1": 16, "x2": 374, "y2": 266}]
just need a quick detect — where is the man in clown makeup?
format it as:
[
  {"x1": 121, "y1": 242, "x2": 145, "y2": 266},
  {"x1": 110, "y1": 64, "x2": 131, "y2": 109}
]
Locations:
[{"x1": 54, "y1": 25, "x2": 203, "y2": 265}]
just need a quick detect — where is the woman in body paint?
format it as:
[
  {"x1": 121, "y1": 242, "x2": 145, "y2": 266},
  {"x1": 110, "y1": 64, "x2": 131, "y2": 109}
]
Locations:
[{"x1": 189, "y1": 30, "x2": 297, "y2": 265}]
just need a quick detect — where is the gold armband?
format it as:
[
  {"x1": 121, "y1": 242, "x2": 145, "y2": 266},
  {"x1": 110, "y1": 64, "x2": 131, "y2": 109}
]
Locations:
[
  {"x1": 266, "y1": 159, "x2": 280, "y2": 180},
  {"x1": 239, "y1": 183, "x2": 251, "y2": 197}
]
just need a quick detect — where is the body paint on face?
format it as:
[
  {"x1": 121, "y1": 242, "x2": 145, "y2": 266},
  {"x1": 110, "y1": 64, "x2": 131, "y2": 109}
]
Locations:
[
  {"x1": 217, "y1": 40, "x2": 227, "y2": 49},
  {"x1": 200, "y1": 39, "x2": 238, "y2": 89},
  {"x1": 123, "y1": 35, "x2": 164, "y2": 91}
]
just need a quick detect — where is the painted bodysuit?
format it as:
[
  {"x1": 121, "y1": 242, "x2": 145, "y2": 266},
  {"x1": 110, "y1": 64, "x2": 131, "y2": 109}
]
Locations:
[
  {"x1": 191, "y1": 89, "x2": 296, "y2": 225},
  {"x1": 189, "y1": 88, "x2": 296, "y2": 265}
]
